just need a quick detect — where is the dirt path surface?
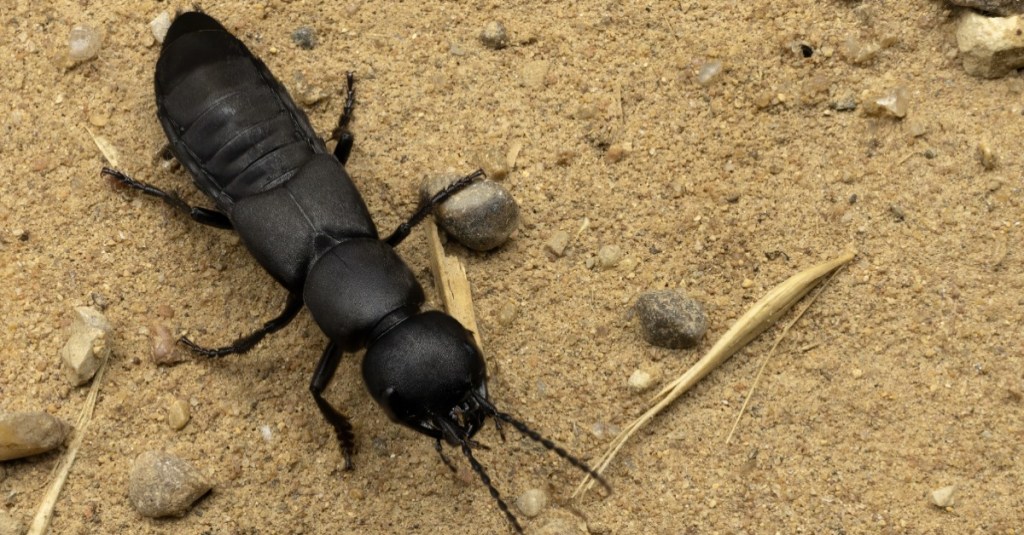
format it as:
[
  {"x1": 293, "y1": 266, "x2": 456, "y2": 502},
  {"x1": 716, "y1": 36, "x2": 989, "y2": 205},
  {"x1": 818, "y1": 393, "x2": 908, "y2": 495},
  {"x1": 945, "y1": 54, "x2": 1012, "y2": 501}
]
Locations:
[{"x1": 1, "y1": 1, "x2": 1022, "y2": 534}]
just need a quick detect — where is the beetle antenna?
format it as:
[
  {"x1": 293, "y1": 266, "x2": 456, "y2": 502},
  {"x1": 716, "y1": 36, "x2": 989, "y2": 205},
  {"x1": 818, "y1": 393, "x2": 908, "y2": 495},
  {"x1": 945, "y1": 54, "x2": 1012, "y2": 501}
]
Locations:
[
  {"x1": 474, "y1": 394, "x2": 612, "y2": 493},
  {"x1": 460, "y1": 438, "x2": 523, "y2": 534}
]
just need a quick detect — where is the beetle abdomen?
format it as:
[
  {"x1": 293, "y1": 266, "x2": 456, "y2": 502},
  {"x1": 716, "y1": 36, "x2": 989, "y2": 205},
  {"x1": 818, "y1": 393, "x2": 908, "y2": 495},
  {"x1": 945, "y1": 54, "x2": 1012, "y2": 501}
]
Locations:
[{"x1": 156, "y1": 12, "x2": 324, "y2": 208}]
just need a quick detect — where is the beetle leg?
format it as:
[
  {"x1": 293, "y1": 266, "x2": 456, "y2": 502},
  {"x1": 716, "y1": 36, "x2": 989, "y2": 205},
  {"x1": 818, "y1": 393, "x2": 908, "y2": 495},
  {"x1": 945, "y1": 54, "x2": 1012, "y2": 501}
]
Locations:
[
  {"x1": 180, "y1": 292, "x2": 304, "y2": 357},
  {"x1": 310, "y1": 341, "x2": 356, "y2": 470},
  {"x1": 329, "y1": 71, "x2": 356, "y2": 165},
  {"x1": 384, "y1": 169, "x2": 485, "y2": 247},
  {"x1": 101, "y1": 167, "x2": 233, "y2": 229}
]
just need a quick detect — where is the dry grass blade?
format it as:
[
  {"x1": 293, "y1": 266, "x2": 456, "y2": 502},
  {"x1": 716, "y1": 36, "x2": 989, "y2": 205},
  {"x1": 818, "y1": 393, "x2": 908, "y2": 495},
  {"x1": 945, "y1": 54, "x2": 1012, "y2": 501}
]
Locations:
[
  {"x1": 85, "y1": 126, "x2": 120, "y2": 168},
  {"x1": 29, "y1": 358, "x2": 108, "y2": 534},
  {"x1": 424, "y1": 219, "x2": 483, "y2": 351},
  {"x1": 574, "y1": 249, "x2": 856, "y2": 497}
]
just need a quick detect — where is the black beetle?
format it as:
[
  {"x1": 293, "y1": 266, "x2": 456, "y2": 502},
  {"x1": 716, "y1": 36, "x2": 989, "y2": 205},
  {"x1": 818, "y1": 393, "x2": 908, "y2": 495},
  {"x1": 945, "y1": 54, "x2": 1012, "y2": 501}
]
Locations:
[{"x1": 103, "y1": 11, "x2": 607, "y2": 532}]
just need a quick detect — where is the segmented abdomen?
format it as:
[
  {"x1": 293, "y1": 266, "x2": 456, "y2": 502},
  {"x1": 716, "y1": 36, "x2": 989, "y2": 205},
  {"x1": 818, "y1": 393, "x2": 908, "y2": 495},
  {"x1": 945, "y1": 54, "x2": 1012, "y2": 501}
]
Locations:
[{"x1": 155, "y1": 13, "x2": 325, "y2": 207}]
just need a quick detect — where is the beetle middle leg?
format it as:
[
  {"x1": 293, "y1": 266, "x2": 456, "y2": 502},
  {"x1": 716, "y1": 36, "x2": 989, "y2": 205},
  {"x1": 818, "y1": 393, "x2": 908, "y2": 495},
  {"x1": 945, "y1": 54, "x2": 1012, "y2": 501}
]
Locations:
[
  {"x1": 310, "y1": 341, "x2": 356, "y2": 469},
  {"x1": 180, "y1": 292, "x2": 304, "y2": 357},
  {"x1": 102, "y1": 167, "x2": 233, "y2": 229},
  {"x1": 328, "y1": 71, "x2": 357, "y2": 165}
]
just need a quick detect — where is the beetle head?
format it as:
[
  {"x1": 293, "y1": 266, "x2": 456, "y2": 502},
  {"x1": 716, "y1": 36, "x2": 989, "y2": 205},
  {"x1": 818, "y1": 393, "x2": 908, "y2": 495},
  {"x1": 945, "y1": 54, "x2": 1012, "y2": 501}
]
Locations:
[
  {"x1": 362, "y1": 310, "x2": 489, "y2": 444},
  {"x1": 363, "y1": 310, "x2": 610, "y2": 533}
]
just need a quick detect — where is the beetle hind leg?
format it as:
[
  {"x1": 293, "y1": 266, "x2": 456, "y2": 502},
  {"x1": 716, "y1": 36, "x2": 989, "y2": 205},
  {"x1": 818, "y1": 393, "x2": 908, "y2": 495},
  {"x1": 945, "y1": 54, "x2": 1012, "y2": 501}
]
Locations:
[
  {"x1": 101, "y1": 167, "x2": 232, "y2": 229},
  {"x1": 311, "y1": 341, "x2": 356, "y2": 469}
]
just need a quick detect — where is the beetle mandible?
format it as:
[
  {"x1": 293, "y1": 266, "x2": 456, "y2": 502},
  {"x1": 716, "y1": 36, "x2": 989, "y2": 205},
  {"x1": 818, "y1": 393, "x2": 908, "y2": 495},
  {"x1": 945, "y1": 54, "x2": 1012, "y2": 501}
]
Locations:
[{"x1": 102, "y1": 11, "x2": 608, "y2": 532}]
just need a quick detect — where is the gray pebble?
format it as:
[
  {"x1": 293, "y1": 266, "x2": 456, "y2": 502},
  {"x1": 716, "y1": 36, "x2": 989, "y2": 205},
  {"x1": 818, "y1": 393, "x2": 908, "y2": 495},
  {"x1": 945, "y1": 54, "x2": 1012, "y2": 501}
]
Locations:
[
  {"x1": 420, "y1": 174, "x2": 519, "y2": 251},
  {"x1": 634, "y1": 290, "x2": 707, "y2": 349},
  {"x1": 946, "y1": 0, "x2": 1024, "y2": 15},
  {"x1": 60, "y1": 306, "x2": 112, "y2": 386},
  {"x1": 128, "y1": 450, "x2": 212, "y2": 518},
  {"x1": 480, "y1": 21, "x2": 510, "y2": 50},
  {"x1": 515, "y1": 487, "x2": 548, "y2": 518},
  {"x1": 292, "y1": 26, "x2": 317, "y2": 50},
  {"x1": 69, "y1": 24, "x2": 101, "y2": 63},
  {"x1": 0, "y1": 411, "x2": 71, "y2": 461}
]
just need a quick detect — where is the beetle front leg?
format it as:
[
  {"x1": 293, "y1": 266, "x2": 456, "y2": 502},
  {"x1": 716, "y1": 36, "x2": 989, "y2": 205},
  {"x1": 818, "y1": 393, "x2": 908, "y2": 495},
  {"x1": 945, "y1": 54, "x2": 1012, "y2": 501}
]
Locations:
[
  {"x1": 101, "y1": 167, "x2": 233, "y2": 229},
  {"x1": 311, "y1": 341, "x2": 356, "y2": 469}
]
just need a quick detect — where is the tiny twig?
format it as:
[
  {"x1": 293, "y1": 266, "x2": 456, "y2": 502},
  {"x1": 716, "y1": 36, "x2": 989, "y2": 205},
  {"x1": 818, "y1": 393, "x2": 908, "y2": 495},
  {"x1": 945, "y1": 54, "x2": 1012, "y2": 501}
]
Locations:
[
  {"x1": 29, "y1": 358, "x2": 108, "y2": 534},
  {"x1": 574, "y1": 250, "x2": 856, "y2": 497},
  {"x1": 724, "y1": 264, "x2": 847, "y2": 444},
  {"x1": 424, "y1": 219, "x2": 483, "y2": 351}
]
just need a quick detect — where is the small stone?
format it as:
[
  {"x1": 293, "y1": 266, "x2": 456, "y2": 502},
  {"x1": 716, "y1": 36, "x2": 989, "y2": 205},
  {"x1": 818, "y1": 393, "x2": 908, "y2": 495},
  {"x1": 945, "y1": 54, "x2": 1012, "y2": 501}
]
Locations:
[
  {"x1": 0, "y1": 411, "x2": 71, "y2": 461},
  {"x1": 480, "y1": 21, "x2": 510, "y2": 50},
  {"x1": 862, "y1": 87, "x2": 909, "y2": 119},
  {"x1": 957, "y1": 13, "x2": 1024, "y2": 78},
  {"x1": 930, "y1": 485, "x2": 956, "y2": 507},
  {"x1": 977, "y1": 140, "x2": 998, "y2": 170},
  {"x1": 128, "y1": 451, "x2": 212, "y2": 518},
  {"x1": 150, "y1": 12, "x2": 171, "y2": 44},
  {"x1": 151, "y1": 323, "x2": 188, "y2": 366},
  {"x1": 474, "y1": 148, "x2": 510, "y2": 180},
  {"x1": 60, "y1": 306, "x2": 112, "y2": 386},
  {"x1": 515, "y1": 488, "x2": 548, "y2": 517},
  {"x1": 697, "y1": 60, "x2": 723, "y2": 86},
  {"x1": 69, "y1": 24, "x2": 102, "y2": 63},
  {"x1": 741, "y1": 278, "x2": 754, "y2": 289},
  {"x1": 420, "y1": 174, "x2": 519, "y2": 251},
  {"x1": 496, "y1": 302, "x2": 517, "y2": 327},
  {"x1": 544, "y1": 230, "x2": 571, "y2": 258},
  {"x1": 292, "y1": 71, "x2": 328, "y2": 106},
  {"x1": 521, "y1": 60, "x2": 551, "y2": 89},
  {"x1": 627, "y1": 370, "x2": 654, "y2": 393},
  {"x1": 635, "y1": 290, "x2": 708, "y2": 349},
  {"x1": 292, "y1": 26, "x2": 317, "y2": 50},
  {"x1": 595, "y1": 245, "x2": 622, "y2": 270},
  {"x1": 839, "y1": 35, "x2": 882, "y2": 65},
  {"x1": 946, "y1": 0, "x2": 1024, "y2": 16},
  {"x1": 167, "y1": 399, "x2": 190, "y2": 431},
  {"x1": 0, "y1": 510, "x2": 25, "y2": 535}
]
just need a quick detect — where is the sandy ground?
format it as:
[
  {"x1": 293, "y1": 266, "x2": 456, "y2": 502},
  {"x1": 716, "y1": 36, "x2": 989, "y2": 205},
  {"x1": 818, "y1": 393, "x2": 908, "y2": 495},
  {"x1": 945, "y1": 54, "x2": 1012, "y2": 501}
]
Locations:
[{"x1": 2, "y1": 1, "x2": 1023, "y2": 534}]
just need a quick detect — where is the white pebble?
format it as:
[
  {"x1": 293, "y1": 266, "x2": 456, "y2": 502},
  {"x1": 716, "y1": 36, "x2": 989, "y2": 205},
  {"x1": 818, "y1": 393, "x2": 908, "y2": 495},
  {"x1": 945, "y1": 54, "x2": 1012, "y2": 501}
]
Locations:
[
  {"x1": 930, "y1": 485, "x2": 956, "y2": 507},
  {"x1": 69, "y1": 24, "x2": 102, "y2": 62},
  {"x1": 515, "y1": 488, "x2": 548, "y2": 517},
  {"x1": 150, "y1": 12, "x2": 171, "y2": 44},
  {"x1": 697, "y1": 61, "x2": 723, "y2": 86},
  {"x1": 60, "y1": 306, "x2": 112, "y2": 386},
  {"x1": 627, "y1": 370, "x2": 654, "y2": 393}
]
